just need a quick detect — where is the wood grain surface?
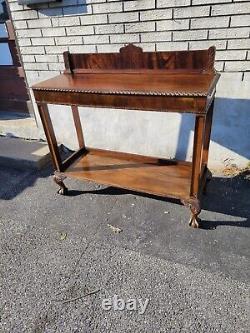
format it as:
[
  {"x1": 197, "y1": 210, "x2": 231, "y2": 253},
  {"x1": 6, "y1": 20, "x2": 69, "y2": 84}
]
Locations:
[{"x1": 65, "y1": 148, "x2": 192, "y2": 200}]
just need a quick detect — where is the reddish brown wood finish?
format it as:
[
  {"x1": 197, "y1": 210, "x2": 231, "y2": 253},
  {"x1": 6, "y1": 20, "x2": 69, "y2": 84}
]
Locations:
[
  {"x1": 202, "y1": 100, "x2": 215, "y2": 167},
  {"x1": 71, "y1": 105, "x2": 85, "y2": 149},
  {"x1": 64, "y1": 44, "x2": 215, "y2": 72},
  {"x1": 33, "y1": 89, "x2": 207, "y2": 114},
  {"x1": 190, "y1": 115, "x2": 205, "y2": 197},
  {"x1": 65, "y1": 148, "x2": 192, "y2": 200},
  {"x1": 32, "y1": 44, "x2": 219, "y2": 228},
  {"x1": 32, "y1": 72, "x2": 217, "y2": 97},
  {"x1": 37, "y1": 103, "x2": 62, "y2": 171}
]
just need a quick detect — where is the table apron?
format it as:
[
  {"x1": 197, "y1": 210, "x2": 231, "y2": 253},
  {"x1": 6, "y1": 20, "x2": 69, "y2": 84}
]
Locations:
[{"x1": 34, "y1": 90, "x2": 208, "y2": 114}]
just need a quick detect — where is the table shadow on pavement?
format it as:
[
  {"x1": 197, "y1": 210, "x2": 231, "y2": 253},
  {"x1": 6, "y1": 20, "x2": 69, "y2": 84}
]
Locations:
[
  {"x1": 66, "y1": 170, "x2": 250, "y2": 229},
  {"x1": 64, "y1": 170, "x2": 250, "y2": 282}
]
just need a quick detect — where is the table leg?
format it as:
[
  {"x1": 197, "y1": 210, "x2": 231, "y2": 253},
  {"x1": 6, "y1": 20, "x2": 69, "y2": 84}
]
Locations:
[
  {"x1": 183, "y1": 115, "x2": 205, "y2": 228},
  {"x1": 202, "y1": 100, "x2": 214, "y2": 168},
  {"x1": 71, "y1": 105, "x2": 85, "y2": 149},
  {"x1": 201, "y1": 100, "x2": 215, "y2": 194},
  {"x1": 53, "y1": 171, "x2": 68, "y2": 195},
  {"x1": 37, "y1": 103, "x2": 67, "y2": 194},
  {"x1": 38, "y1": 103, "x2": 62, "y2": 171}
]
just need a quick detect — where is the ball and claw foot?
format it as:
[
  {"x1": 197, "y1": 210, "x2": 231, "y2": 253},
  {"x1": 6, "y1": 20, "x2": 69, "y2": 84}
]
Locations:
[
  {"x1": 189, "y1": 199, "x2": 201, "y2": 228},
  {"x1": 53, "y1": 171, "x2": 68, "y2": 196},
  {"x1": 189, "y1": 215, "x2": 201, "y2": 228},
  {"x1": 182, "y1": 198, "x2": 201, "y2": 228},
  {"x1": 57, "y1": 186, "x2": 68, "y2": 195}
]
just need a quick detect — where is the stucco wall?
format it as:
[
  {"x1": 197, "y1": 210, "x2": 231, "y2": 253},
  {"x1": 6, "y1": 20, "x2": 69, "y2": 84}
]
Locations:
[{"x1": 8, "y1": 0, "x2": 250, "y2": 169}]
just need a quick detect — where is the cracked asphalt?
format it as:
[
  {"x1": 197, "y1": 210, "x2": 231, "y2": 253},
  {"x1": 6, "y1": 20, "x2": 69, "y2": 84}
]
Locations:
[{"x1": 0, "y1": 165, "x2": 249, "y2": 332}]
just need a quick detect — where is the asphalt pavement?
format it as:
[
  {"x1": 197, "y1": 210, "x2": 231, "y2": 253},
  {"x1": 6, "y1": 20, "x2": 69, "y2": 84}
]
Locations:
[{"x1": 0, "y1": 165, "x2": 249, "y2": 332}]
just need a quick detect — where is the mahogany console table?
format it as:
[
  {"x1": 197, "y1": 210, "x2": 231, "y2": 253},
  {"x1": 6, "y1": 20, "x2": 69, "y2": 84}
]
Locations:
[{"x1": 32, "y1": 44, "x2": 220, "y2": 228}]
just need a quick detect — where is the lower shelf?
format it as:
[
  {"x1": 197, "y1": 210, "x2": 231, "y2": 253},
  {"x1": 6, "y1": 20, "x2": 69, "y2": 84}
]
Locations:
[{"x1": 64, "y1": 148, "x2": 192, "y2": 200}]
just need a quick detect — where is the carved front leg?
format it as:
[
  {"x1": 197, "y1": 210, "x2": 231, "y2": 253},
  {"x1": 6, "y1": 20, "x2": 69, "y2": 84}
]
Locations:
[
  {"x1": 181, "y1": 198, "x2": 201, "y2": 228},
  {"x1": 53, "y1": 171, "x2": 68, "y2": 195}
]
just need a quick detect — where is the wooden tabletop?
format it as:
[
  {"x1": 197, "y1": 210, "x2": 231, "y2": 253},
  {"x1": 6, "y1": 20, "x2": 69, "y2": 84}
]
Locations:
[{"x1": 32, "y1": 71, "x2": 219, "y2": 98}]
